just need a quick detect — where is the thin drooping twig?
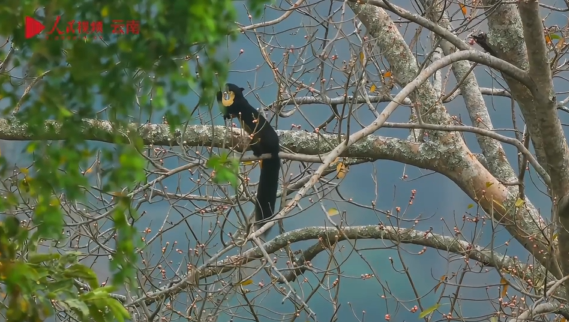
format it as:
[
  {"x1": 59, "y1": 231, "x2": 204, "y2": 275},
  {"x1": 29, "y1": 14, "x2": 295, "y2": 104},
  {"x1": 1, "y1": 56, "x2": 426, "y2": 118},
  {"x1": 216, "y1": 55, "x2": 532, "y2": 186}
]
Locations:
[{"x1": 13, "y1": 70, "x2": 51, "y2": 114}]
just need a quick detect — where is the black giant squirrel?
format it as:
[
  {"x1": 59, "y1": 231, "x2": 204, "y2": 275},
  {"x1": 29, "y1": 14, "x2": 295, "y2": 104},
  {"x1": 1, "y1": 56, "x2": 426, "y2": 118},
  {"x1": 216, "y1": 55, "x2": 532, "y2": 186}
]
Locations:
[
  {"x1": 217, "y1": 83, "x2": 280, "y2": 235},
  {"x1": 471, "y1": 32, "x2": 498, "y2": 57}
]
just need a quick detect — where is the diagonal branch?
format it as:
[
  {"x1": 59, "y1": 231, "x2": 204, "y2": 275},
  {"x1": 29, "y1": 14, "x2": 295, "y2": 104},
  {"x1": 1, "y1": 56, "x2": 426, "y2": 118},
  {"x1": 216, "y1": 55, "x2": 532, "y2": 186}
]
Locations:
[
  {"x1": 382, "y1": 122, "x2": 549, "y2": 185},
  {"x1": 118, "y1": 226, "x2": 557, "y2": 307},
  {"x1": 347, "y1": 0, "x2": 556, "y2": 280},
  {"x1": 423, "y1": 0, "x2": 518, "y2": 185},
  {"x1": 517, "y1": 0, "x2": 569, "y2": 297}
]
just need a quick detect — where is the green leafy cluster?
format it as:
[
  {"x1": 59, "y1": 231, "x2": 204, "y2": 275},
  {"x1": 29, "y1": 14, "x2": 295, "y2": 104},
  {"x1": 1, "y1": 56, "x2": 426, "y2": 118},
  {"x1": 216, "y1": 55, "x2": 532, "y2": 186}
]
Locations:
[
  {"x1": 0, "y1": 0, "x2": 270, "y2": 320},
  {"x1": 0, "y1": 217, "x2": 130, "y2": 322},
  {"x1": 206, "y1": 152, "x2": 240, "y2": 189}
]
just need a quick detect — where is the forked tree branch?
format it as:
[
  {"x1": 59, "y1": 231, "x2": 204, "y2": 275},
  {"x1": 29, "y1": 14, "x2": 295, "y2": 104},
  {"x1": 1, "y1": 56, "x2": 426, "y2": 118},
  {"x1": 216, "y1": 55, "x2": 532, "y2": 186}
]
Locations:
[
  {"x1": 348, "y1": 0, "x2": 555, "y2": 281},
  {"x1": 102, "y1": 226, "x2": 556, "y2": 307}
]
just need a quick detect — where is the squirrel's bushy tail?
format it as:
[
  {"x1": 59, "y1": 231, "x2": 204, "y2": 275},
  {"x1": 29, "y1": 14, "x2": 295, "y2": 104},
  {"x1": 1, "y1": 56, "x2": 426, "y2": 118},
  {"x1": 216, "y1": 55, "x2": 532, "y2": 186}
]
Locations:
[{"x1": 254, "y1": 157, "x2": 280, "y2": 235}]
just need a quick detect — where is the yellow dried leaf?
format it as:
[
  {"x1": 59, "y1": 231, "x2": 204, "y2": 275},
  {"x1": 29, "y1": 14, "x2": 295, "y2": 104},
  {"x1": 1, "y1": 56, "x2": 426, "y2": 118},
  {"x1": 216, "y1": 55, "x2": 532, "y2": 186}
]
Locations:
[
  {"x1": 434, "y1": 275, "x2": 447, "y2": 293},
  {"x1": 49, "y1": 198, "x2": 60, "y2": 207},
  {"x1": 370, "y1": 84, "x2": 377, "y2": 93},
  {"x1": 20, "y1": 298, "x2": 28, "y2": 312},
  {"x1": 242, "y1": 161, "x2": 255, "y2": 166},
  {"x1": 545, "y1": 35, "x2": 552, "y2": 44},
  {"x1": 485, "y1": 182, "x2": 494, "y2": 188},
  {"x1": 20, "y1": 168, "x2": 29, "y2": 175},
  {"x1": 557, "y1": 37, "x2": 565, "y2": 50},
  {"x1": 500, "y1": 277, "x2": 509, "y2": 297},
  {"x1": 359, "y1": 51, "x2": 365, "y2": 65},
  {"x1": 459, "y1": 2, "x2": 467, "y2": 15},
  {"x1": 240, "y1": 279, "x2": 253, "y2": 286},
  {"x1": 515, "y1": 198, "x2": 525, "y2": 207},
  {"x1": 501, "y1": 284, "x2": 509, "y2": 297},
  {"x1": 327, "y1": 208, "x2": 340, "y2": 216},
  {"x1": 383, "y1": 70, "x2": 392, "y2": 78},
  {"x1": 336, "y1": 162, "x2": 348, "y2": 179},
  {"x1": 467, "y1": 204, "x2": 474, "y2": 209}
]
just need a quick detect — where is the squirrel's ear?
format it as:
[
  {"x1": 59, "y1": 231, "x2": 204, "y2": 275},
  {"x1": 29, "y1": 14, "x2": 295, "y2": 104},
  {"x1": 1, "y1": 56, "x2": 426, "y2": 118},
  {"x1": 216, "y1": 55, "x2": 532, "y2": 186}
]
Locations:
[{"x1": 240, "y1": 87, "x2": 245, "y2": 92}]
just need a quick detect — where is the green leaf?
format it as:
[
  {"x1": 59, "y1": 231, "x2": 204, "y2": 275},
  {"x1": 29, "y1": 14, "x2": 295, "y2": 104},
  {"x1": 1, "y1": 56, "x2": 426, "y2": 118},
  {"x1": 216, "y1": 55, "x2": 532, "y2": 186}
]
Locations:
[
  {"x1": 419, "y1": 303, "x2": 441, "y2": 318},
  {"x1": 94, "y1": 285, "x2": 119, "y2": 294},
  {"x1": 154, "y1": 86, "x2": 168, "y2": 109},
  {"x1": 89, "y1": 308, "x2": 107, "y2": 322},
  {"x1": 28, "y1": 252, "x2": 61, "y2": 264},
  {"x1": 80, "y1": 285, "x2": 120, "y2": 301},
  {"x1": 63, "y1": 264, "x2": 99, "y2": 289},
  {"x1": 206, "y1": 153, "x2": 239, "y2": 189},
  {"x1": 3, "y1": 216, "x2": 21, "y2": 238},
  {"x1": 46, "y1": 280, "x2": 75, "y2": 295},
  {"x1": 59, "y1": 106, "x2": 73, "y2": 117},
  {"x1": 59, "y1": 251, "x2": 83, "y2": 265},
  {"x1": 105, "y1": 298, "x2": 131, "y2": 322},
  {"x1": 64, "y1": 298, "x2": 90, "y2": 317}
]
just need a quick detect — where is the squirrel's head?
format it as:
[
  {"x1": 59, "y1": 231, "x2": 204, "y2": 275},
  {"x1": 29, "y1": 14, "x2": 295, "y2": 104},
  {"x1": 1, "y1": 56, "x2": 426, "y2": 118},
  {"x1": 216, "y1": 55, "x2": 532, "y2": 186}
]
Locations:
[{"x1": 217, "y1": 83, "x2": 245, "y2": 107}]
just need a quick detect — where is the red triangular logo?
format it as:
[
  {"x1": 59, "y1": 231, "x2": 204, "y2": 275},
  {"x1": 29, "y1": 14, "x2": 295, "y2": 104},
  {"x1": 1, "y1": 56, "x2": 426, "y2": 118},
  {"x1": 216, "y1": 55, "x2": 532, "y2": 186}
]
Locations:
[{"x1": 25, "y1": 17, "x2": 45, "y2": 39}]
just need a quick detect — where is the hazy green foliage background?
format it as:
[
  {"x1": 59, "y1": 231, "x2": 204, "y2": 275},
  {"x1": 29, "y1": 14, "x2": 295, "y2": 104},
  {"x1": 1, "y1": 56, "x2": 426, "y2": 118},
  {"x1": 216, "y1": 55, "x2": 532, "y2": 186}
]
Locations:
[{"x1": 0, "y1": 0, "x2": 267, "y2": 320}]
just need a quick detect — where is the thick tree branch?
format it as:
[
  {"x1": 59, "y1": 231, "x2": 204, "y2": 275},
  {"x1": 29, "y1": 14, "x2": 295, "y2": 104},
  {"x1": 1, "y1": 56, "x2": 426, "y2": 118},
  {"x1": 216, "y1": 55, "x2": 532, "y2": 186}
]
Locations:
[
  {"x1": 118, "y1": 226, "x2": 556, "y2": 307},
  {"x1": 480, "y1": 0, "x2": 551, "y2": 191},
  {"x1": 352, "y1": 0, "x2": 471, "y2": 52},
  {"x1": 382, "y1": 122, "x2": 549, "y2": 185},
  {"x1": 270, "y1": 93, "x2": 412, "y2": 109},
  {"x1": 253, "y1": 49, "x2": 532, "y2": 239},
  {"x1": 268, "y1": 88, "x2": 512, "y2": 109},
  {"x1": 371, "y1": 0, "x2": 559, "y2": 214},
  {"x1": 2, "y1": 115, "x2": 550, "y2": 187},
  {"x1": 348, "y1": 0, "x2": 557, "y2": 282},
  {"x1": 518, "y1": 0, "x2": 569, "y2": 298},
  {"x1": 424, "y1": 1, "x2": 518, "y2": 185},
  {"x1": 0, "y1": 117, "x2": 502, "y2": 171},
  {"x1": 4, "y1": 117, "x2": 557, "y2": 306},
  {"x1": 508, "y1": 302, "x2": 569, "y2": 322},
  {"x1": 475, "y1": 0, "x2": 568, "y2": 286},
  {"x1": 518, "y1": 1, "x2": 569, "y2": 189}
]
